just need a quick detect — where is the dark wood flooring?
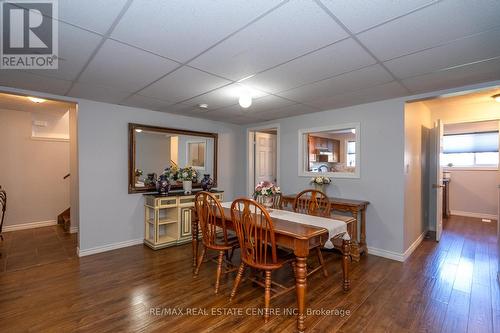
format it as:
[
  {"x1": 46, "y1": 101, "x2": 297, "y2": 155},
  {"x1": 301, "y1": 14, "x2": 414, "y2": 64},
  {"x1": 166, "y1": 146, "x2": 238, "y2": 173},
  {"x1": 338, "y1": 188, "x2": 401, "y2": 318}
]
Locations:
[
  {"x1": 0, "y1": 225, "x2": 77, "y2": 272},
  {"x1": 0, "y1": 216, "x2": 498, "y2": 332}
]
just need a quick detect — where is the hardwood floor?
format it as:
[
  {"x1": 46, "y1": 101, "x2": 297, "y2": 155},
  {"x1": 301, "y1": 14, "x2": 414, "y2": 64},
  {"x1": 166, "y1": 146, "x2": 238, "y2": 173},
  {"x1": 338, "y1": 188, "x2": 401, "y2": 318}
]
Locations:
[
  {"x1": 0, "y1": 216, "x2": 498, "y2": 332},
  {"x1": 0, "y1": 225, "x2": 77, "y2": 272}
]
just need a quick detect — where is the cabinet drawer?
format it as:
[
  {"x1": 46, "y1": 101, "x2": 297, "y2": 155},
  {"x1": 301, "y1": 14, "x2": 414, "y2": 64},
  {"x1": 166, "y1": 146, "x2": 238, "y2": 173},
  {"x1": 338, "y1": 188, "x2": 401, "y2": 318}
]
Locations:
[
  {"x1": 157, "y1": 197, "x2": 178, "y2": 208},
  {"x1": 179, "y1": 196, "x2": 195, "y2": 206}
]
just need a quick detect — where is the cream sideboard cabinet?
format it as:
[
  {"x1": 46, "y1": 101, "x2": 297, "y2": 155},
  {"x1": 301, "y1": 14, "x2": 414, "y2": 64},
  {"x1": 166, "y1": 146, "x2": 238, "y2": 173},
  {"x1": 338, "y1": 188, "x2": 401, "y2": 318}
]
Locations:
[{"x1": 143, "y1": 190, "x2": 224, "y2": 250}]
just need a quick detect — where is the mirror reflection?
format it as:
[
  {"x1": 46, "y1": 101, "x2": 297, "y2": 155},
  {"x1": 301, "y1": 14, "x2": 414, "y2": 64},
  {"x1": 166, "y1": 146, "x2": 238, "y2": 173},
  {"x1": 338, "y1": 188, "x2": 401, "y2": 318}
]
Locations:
[
  {"x1": 132, "y1": 129, "x2": 215, "y2": 189},
  {"x1": 306, "y1": 129, "x2": 356, "y2": 173}
]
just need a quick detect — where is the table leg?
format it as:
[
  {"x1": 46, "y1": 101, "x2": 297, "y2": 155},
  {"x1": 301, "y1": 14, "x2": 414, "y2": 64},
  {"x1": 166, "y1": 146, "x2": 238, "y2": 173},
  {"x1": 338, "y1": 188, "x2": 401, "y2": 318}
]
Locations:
[
  {"x1": 342, "y1": 239, "x2": 351, "y2": 291},
  {"x1": 192, "y1": 216, "x2": 199, "y2": 269},
  {"x1": 295, "y1": 256, "x2": 307, "y2": 333},
  {"x1": 360, "y1": 208, "x2": 367, "y2": 255}
]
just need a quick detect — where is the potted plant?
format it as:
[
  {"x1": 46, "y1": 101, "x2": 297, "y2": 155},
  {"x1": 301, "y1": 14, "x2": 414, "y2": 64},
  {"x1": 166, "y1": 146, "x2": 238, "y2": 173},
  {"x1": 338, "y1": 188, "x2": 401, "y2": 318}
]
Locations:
[
  {"x1": 310, "y1": 176, "x2": 331, "y2": 193},
  {"x1": 177, "y1": 166, "x2": 198, "y2": 194},
  {"x1": 254, "y1": 181, "x2": 281, "y2": 210}
]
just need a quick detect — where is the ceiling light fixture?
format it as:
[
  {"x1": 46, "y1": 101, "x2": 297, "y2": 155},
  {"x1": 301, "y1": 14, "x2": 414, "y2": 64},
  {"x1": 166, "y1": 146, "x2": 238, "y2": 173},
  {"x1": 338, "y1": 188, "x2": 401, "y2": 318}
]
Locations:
[
  {"x1": 492, "y1": 94, "x2": 500, "y2": 102},
  {"x1": 198, "y1": 103, "x2": 209, "y2": 110},
  {"x1": 135, "y1": 129, "x2": 143, "y2": 133},
  {"x1": 239, "y1": 93, "x2": 252, "y2": 108},
  {"x1": 28, "y1": 96, "x2": 46, "y2": 103}
]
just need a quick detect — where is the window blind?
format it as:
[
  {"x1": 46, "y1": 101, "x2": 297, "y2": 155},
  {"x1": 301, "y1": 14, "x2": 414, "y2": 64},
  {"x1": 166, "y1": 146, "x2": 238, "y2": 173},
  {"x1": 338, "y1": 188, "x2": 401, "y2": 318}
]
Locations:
[{"x1": 443, "y1": 131, "x2": 499, "y2": 154}]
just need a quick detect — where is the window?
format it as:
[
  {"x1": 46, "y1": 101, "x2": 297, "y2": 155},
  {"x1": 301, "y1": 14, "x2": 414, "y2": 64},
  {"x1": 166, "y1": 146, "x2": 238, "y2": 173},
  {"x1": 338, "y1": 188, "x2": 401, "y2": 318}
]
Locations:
[
  {"x1": 347, "y1": 141, "x2": 356, "y2": 167},
  {"x1": 441, "y1": 131, "x2": 498, "y2": 168}
]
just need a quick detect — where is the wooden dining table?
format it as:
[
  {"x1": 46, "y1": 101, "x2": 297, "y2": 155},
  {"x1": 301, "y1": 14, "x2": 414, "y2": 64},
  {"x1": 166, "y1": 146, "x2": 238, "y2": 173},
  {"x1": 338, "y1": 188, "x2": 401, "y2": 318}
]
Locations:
[{"x1": 191, "y1": 206, "x2": 351, "y2": 332}]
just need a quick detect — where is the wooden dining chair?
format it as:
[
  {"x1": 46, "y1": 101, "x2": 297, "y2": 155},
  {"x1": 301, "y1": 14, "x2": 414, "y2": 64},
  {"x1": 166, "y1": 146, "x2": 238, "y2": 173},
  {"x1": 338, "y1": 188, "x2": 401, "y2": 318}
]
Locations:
[
  {"x1": 230, "y1": 198, "x2": 295, "y2": 322},
  {"x1": 193, "y1": 191, "x2": 238, "y2": 294},
  {"x1": 293, "y1": 189, "x2": 330, "y2": 217},
  {"x1": 292, "y1": 189, "x2": 330, "y2": 277},
  {"x1": 0, "y1": 189, "x2": 6, "y2": 241}
]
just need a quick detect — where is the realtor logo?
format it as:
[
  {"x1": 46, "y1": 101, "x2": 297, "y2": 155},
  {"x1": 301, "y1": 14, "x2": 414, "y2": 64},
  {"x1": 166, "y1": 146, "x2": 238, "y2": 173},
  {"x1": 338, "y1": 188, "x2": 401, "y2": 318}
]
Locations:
[{"x1": 1, "y1": 0, "x2": 58, "y2": 69}]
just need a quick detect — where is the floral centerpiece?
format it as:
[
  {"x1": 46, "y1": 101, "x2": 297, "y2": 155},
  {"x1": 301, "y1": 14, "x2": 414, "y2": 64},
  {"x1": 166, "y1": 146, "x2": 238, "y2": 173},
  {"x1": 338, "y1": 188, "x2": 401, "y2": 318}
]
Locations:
[
  {"x1": 310, "y1": 176, "x2": 331, "y2": 192},
  {"x1": 177, "y1": 166, "x2": 198, "y2": 194},
  {"x1": 254, "y1": 181, "x2": 280, "y2": 210},
  {"x1": 162, "y1": 165, "x2": 179, "y2": 181}
]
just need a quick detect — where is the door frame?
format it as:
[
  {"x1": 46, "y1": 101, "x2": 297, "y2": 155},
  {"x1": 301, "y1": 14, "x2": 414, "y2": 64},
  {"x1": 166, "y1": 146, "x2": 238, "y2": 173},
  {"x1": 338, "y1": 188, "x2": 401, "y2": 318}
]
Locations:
[{"x1": 246, "y1": 123, "x2": 280, "y2": 196}]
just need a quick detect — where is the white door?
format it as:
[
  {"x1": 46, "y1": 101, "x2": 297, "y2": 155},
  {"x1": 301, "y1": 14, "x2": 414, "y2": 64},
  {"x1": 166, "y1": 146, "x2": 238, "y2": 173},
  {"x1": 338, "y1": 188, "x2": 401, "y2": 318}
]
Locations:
[
  {"x1": 254, "y1": 132, "x2": 277, "y2": 186},
  {"x1": 430, "y1": 120, "x2": 444, "y2": 241}
]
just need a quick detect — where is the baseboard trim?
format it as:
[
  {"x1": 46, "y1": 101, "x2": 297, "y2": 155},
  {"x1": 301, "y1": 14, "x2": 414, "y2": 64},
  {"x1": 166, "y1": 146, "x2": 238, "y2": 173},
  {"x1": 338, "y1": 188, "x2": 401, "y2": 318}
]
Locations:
[
  {"x1": 3, "y1": 220, "x2": 57, "y2": 232},
  {"x1": 404, "y1": 231, "x2": 426, "y2": 261},
  {"x1": 69, "y1": 226, "x2": 78, "y2": 234},
  {"x1": 77, "y1": 238, "x2": 143, "y2": 257},
  {"x1": 367, "y1": 246, "x2": 405, "y2": 262},
  {"x1": 450, "y1": 210, "x2": 497, "y2": 220}
]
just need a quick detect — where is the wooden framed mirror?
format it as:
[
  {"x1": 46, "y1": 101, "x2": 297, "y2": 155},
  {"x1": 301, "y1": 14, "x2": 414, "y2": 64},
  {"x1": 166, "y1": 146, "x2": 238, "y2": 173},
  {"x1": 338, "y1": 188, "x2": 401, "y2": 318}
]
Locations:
[{"x1": 128, "y1": 123, "x2": 218, "y2": 193}]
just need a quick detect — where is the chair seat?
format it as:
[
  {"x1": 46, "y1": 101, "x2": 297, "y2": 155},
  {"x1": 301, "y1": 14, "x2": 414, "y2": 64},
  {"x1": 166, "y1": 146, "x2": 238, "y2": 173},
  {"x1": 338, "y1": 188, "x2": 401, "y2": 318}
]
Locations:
[{"x1": 242, "y1": 247, "x2": 295, "y2": 271}]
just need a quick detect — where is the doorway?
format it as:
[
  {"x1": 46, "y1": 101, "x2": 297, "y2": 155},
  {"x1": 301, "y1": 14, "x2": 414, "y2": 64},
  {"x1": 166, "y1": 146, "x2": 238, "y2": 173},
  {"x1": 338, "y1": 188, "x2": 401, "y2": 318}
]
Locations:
[
  {"x1": 405, "y1": 85, "x2": 500, "y2": 280},
  {"x1": 0, "y1": 91, "x2": 79, "y2": 269},
  {"x1": 247, "y1": 125, "x2": 280, "y2": 196}
]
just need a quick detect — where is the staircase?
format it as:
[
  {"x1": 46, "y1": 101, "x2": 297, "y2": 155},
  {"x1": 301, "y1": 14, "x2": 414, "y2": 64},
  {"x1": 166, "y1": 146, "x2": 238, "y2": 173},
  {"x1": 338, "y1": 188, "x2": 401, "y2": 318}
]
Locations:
[{"x1": 57, "y1": 208, "x2": 71, "y2": 232}]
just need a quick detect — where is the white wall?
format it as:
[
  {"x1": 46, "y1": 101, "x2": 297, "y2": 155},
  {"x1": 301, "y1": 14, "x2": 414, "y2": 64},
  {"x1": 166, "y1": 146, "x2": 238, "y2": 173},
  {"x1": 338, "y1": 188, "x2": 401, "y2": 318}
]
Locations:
[
  {"x1": 77, "y1": 99, "x2": 245, "y2": 251},
  {"x1": 403, "y1": 101, "x2": 432, "y2": 251},
  {"x1": 447, "y1": 170, "x2": 498, "y2": 218},
  {"x1": 0, "y1": 108, "x2": 70, "y2": 227},
  {"x1": 246, "y1": 99, "x2": 407, "y2": 255}
]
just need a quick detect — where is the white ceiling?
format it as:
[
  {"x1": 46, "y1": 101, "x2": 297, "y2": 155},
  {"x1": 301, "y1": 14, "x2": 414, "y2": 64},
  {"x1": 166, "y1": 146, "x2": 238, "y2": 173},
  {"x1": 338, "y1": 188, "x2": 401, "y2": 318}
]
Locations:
[{"x1": 1, "y1": 0, "x2": 499, "y2": 124}]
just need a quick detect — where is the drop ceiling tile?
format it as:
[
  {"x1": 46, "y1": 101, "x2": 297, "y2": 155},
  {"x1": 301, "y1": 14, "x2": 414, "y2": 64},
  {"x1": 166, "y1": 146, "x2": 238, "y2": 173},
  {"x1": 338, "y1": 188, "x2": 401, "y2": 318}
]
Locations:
[
  {"x1": 252, "y1": 103, "x2": 320, "y2": 121},
  {"x1": 0, "y1": 71, "x2": 72, "y2": 96},
  {"x1": 139, "y1": 67, "x2": 231, "y2": 103},
  {"x1": 67, "y1": 82, "x2": 130, "y2": 104},
  {"x1": 384, "y1": 29, "x2": 500, "y2": 79},
  {"x1": 402, "y1": 57, "x2": 500, "y2": 94},
  {"x1": 277, "y1": 64, "x2": 394, "y2": 103},
  {"x1": 26, "y1": 22, "x2": 102, "y2": 81},
  {"x1": 320, "y1": 0, "x2": 436, "y2": 33},
  {"x1": 204, "y1": 106, "x2": 246, "y2": 119},
  {"x1": 121, "y1": 94, "x2": 174, "y2": 111},
  {"x1": 198, "y1": 112, "x2": 257, "y2": 125},
  {"x1": 357, "y1": 0, "x2": 500, "y2": 61},
  {"x1": 79, "y1": 40, "x2": 180, "y2": 92},
  {"x1": 191, "y1": 0, "x2": 348, "y2": 80},
  {"x1": 307, "y1": 81, "x2": 408, "y2": 110},
  {"x1": 111, "y1": 0, "x2": 283, "y2": 62},
  {"x1": 243, "y1": 38, "x2": 376, "y2": 93},
  {"x1": 16, "y1": 0, "x2": 128, "y2": 34},
  {"x1": 161, "y1": 102, "x2": 208, "y2": 117},
  {"x1": 246, "y1": 95, "x2": 297, "y2": 113},
  {"x1": 183, "y1": 83, "x2": 268, "y2": 111}
]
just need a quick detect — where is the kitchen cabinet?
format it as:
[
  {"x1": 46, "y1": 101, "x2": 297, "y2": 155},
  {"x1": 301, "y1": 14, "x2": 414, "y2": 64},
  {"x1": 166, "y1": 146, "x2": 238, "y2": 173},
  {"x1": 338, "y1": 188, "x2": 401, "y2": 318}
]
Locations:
[{"x1": 308, "y1": 135, "x2": 340, "y2": 162}]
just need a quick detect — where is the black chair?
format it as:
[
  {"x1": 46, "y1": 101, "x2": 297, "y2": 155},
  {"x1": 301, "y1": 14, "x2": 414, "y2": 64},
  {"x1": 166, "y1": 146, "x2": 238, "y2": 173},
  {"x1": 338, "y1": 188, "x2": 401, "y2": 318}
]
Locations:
[{"x1": 0, "y1": 188, "x2": 6, "y2": 241}]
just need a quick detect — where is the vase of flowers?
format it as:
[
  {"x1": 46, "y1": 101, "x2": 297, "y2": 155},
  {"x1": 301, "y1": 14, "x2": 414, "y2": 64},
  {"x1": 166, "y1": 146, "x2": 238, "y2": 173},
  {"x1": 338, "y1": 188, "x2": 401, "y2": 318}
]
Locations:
[
  {"x1": 254, "y1": 181, "x2": 280, "y2": 211},
  {"x1": 177, "y1": 166, "x2": 198, "y2": 194},
  {"x1": 310, "y1": 176, "x2": 331, "y2": 193}
]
